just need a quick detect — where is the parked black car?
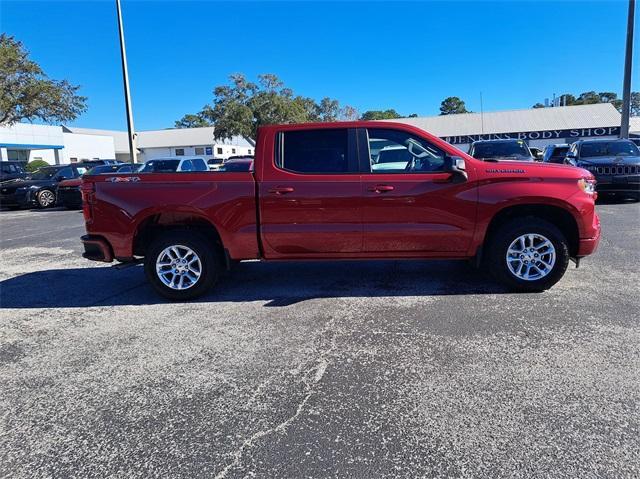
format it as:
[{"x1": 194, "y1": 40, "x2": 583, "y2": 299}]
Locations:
[
  {"x1": 568, "y1": 139, "x2": 640, "y2": 199},
  {"x1": 0, "y1": 161, "x2": 27, "y2": 182},
  {"x1": 542, "y1": 144, "x2": 573, "y2": 164},
  {"x1": 0, "y1": 164, "x2": 89, "y2": 209},
  {"x1": 468, "y1": 139, "x2": 535, "y2": 162}
]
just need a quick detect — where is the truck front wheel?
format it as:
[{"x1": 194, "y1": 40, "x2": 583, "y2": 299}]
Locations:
[
  {"x1": 486, "y1": 217, "x2": 570, "y2": 292},
  {"x1": 144, "y1": 230, "x2": 220, "y2": 300}
]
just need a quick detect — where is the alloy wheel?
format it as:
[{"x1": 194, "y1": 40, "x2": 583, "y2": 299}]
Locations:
[
  {"x1": 38, "y1": 190, "x2": 55, "y2": 207},
  {"x1": 506, "y1": 233, "x2": 556, "y2": 281},
  {"x1": 155, "y1": 245, "x2": 202, "y2": 290}
]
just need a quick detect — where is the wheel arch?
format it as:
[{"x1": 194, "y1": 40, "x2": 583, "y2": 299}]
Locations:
[
  {"x1": 132, "y1": 211, "x2": 228, "y2": 267},
  {"x1": 483, "y1": 203, "x2": 580, "y2": 258}
]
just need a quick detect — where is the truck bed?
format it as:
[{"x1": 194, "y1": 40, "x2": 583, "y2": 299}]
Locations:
[{"x1": 83, "y1": 171, "x2": 260, "y2": 261}]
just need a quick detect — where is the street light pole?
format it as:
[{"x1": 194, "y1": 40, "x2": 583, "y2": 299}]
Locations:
[
  {"x1": 115, "y1": 0, "x2": 137, "y2": 163},
  {"x1": 621, "y1": 0, "x2": 635, "y2": 139}
]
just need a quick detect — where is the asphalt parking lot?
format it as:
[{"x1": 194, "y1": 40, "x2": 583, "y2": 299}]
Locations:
[{"x1": 1, "y1": 201, "x2": 639, "y2": 478}]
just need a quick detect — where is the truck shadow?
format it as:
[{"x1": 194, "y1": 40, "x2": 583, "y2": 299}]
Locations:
[{"x1": 0, "y1": 260, "x2": 510, "y2": 309}]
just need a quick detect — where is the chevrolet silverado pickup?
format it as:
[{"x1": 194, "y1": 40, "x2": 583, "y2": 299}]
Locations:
[{"x1": 80, "y1": 121, "x2": 601, "y2": 300}]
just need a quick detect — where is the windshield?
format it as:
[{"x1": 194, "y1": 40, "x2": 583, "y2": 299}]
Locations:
[
  {"x1": 30, "y1": 167, "x2": 59, "y2": 180},
  {"x1": 580, "y1": 141, "x2": 640, "y2": 158},
  {"x1": 472, "y1": 141, "x2": 531, "y2": 160},
  {"x1": 139, "y1": 159, "x2": 180, "y2": 173},
  {"x1": 1, "y1": 163, "x2": 24, "y2": 174}
]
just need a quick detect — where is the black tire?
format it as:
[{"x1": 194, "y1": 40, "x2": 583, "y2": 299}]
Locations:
[
  {"x1": 36, "y1": 189, "x2": 56, "y2": 208},
  {"x1": 485, "y1": 217, "x2": 570, "y2": 292},
  {"x1": 144, "y1": 230, "x2": 220, "y2": 300}
]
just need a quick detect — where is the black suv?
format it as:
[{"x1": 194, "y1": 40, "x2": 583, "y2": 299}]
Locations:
[
  {"x1": 0, "y1": 161, "x2": 27, "y2": 182},
  {"x1": 0, "y1": 163, "x2": 89, "y2": 209},
  {"x1": 568, "y1": 139, "x2": 640, "y2": 199},
  {"x1": 468, "y1": 139, "x2": 535, "y2": 162}
]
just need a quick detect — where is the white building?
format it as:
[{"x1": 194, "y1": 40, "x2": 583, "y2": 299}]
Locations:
[
  {"x1": 0, "y1": 123, "x2": 254, "y2": 165},
  {"x1": 62, "y1": 126, "x2": 254, "y2": 163},
  {"x1": 393, "y1": 103, "x2": 623, "y2": 153},
  {"x1": 0, "y1": 123, "x2": 115, "y2": 164}
]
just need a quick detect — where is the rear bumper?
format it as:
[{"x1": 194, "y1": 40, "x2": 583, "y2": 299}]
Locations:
[
  {"x1": 59, "y1": 187, "x2": 82, "y2": 208},
  {"x1": 81, "y1": 235, "x2": 114, "y2": 262}
]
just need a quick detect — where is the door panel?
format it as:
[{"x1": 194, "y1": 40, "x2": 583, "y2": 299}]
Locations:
[
  {"x1": 259, "y1": 128, "x2": 362, "y2": 256},
  {"x1": 361, "y1": 173, "x2": 476, "y2": 253},
  {"x1": 359, "y1": 127, "x2": 476, "y2": 254},
  {"x1": 260, "y1": 178, "x2": 362, "y2": 254}
]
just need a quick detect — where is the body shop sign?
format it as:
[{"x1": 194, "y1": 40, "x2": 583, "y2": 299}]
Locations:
[{"x1": 443, "y1": 126, "x2": 620, "y2": 145}]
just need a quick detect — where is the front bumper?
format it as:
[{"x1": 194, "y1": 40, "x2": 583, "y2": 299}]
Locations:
[
  {"x1": 81, "y1": 235, "x2": 114, "y2": 262},
  {"x1": 0, "y1": 188, "x2": 33, "y2": 207},
  {"x1": 577, "y1": 212, "x2": 601, "y2": 257},
  {"x1": 593, "y1": 173, "x2": 640, "y2": 194}
]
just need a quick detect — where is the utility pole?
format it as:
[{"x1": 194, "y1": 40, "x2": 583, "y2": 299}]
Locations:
[
  {"x1": 480, "y1": 92, "x2": 484, "y2": 135},
  {"x1": 621, "y1": 0, "x2": 635, "y2": 139},
  {"x1": 116, "y1": 0, "x2": 137, "y2": 163}
]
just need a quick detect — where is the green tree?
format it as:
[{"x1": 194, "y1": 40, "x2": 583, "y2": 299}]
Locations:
[
  {"x1": 174, "y1": 113, "x2": 210, "y2": 128},
  {"x1": 631, "y1": 92, "x2": 640, "y2": 117},
  {"x1": 559, "y1": 93, "x2": 576, "y2": 106},
  {"x1": 199, "y1": 73, "x2": 355, "y2": 140},
  {"x1": 574, "y1": 91, "x2": 601, "y2": 105},
  {"x1": 439, "y1": 97, "x2": 470, "y2": 115},
  {"x1": 360, "y1": 109, "x2": 402, "y2": 120},
  {"x1": 0, "y1": 34, "x2": 87, "y2": 126}
]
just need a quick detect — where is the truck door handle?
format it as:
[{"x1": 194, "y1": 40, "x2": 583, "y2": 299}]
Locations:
[
  {"x1": 368, "y1": 185, "x2": 394, "y2": 193},
  {"x1": 268, "y1": 186, "x2": 295, "y2": 195}
]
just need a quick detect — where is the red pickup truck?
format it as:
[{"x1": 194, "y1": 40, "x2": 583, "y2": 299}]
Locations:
[{"x1": 80, "y1": 121, "x2": 600, "y2": 300}]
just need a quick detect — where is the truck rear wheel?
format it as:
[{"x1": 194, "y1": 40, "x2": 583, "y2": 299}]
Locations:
[
  {"x1": 486, "y1": 217, "x2": 569, "y2": 292},
  {"x1": 144, "y1": 230, "x2": 220, "y2": 300}
]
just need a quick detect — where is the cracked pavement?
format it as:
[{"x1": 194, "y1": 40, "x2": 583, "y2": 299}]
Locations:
[{"x1": 0, "y1": 201, "x2": 639, "y2": 478}]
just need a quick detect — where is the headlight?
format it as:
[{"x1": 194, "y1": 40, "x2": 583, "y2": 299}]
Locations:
[{"x1": 578, "y1": 178, "x2": 596, "y2": 195}]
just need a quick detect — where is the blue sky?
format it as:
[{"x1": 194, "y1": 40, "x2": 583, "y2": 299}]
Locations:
[{"x1": 1, "y1": 0, "x2": 637, "y2": 130}]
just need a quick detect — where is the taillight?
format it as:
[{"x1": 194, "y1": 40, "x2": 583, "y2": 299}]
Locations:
[{"x1": 80, "y1": 181, "x2": 95, "y2": 222}]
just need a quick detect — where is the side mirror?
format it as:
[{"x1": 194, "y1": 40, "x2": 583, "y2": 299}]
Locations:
[
  {"x1": 534, "y1": 152, "x2": 544, "y2": 161},
  {"x1": 566, "y1": 151, "x2": 577, "y2": 160},
  {"x1": 445, "y1": 156, "x2": 468, "y2": 183}
]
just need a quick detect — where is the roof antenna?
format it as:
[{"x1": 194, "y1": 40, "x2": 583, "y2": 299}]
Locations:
[{"x1": 480, "y1": 92, "x2": 484, "y2": 135}]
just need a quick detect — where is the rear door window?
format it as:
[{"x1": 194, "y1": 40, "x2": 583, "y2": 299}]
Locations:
[{"x1": 277, "y1": 129, "x2": 356, "y2": 174}]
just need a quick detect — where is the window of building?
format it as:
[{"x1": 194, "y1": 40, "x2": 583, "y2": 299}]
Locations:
[
  {"x1": 248, "y1": 149, "x2": 252, "y2": 155},
  {"x1": 367, "y1": 128, "x2": 446, "y2": 173},
  {"x1": 175, "y1": 148, "x2": 185, "y2": 156},
  {"x1": 70, "y1": 157, "x2": 78, "y2": 163},
  {"x1": 231, "y1": 148, "x2": 236, "y2": 154},
  {"x1": 216, "y1": 147, "x2": 223, "y2": 155},
  {"x1": 7, "y1": 150, "x2": 29, "y2": 162},
  {"x1": 195, "y1": 147, "x2": 205, "y2": 155},
  {"x1": 278, "y1": 128, "x2": 351, "y2": 174}
]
